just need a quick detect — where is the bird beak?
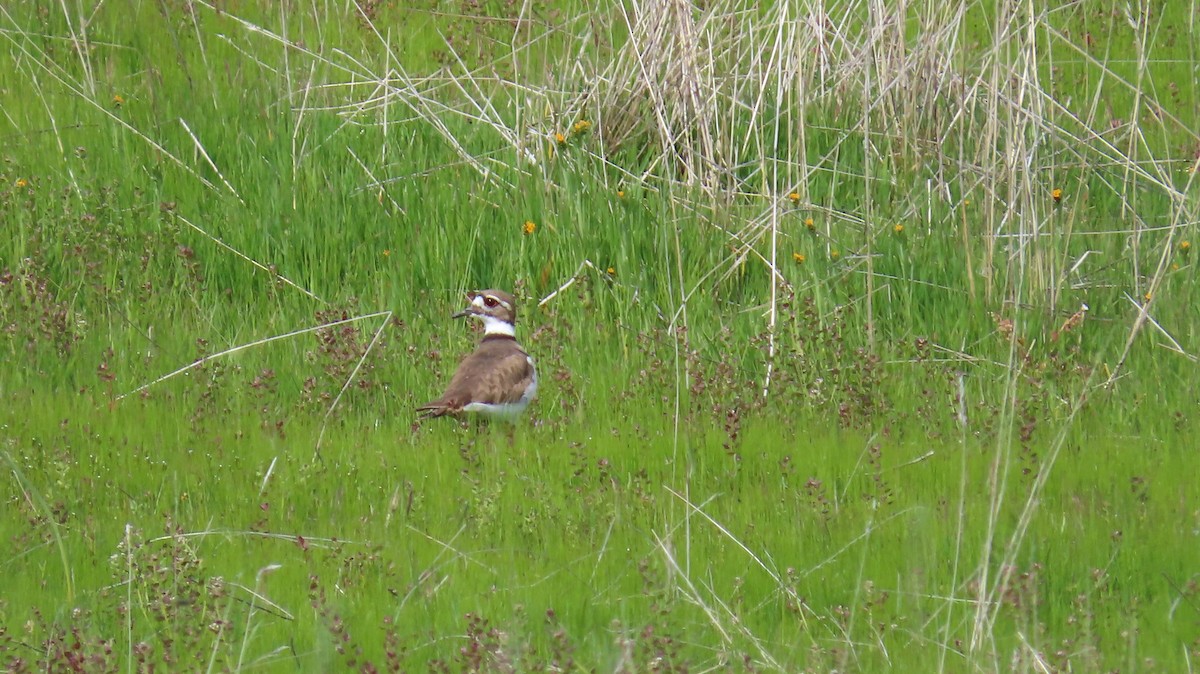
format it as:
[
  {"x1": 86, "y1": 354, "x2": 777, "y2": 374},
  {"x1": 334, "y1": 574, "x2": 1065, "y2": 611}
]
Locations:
[{"x1": 452, "y1": 292, "x2": 477, "y2": 319}]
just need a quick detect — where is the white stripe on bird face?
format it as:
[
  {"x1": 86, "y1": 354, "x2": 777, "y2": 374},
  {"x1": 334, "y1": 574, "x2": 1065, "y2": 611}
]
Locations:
[{"x1": 471, "y1": 294, "x2": 512, "y2": 311}]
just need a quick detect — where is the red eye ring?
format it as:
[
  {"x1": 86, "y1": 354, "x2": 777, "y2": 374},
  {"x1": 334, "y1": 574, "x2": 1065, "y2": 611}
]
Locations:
[{"x1": 484, "y1": 296, "x2": 499, "y2": 308}]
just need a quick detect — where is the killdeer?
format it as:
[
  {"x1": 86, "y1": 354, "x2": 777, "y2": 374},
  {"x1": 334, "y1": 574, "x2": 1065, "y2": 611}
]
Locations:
[
  {"x1": 417, "y1": 289, "x2": 537, "y2": 422},
  {"x1": 1051, "y1": 303, "x2": 1089, "y2": 342}
]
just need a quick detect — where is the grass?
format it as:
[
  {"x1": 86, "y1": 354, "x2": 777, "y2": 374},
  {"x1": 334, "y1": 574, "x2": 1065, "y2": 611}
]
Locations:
[{"x1": 1, "y1": 0, "x2": 1199, "y2": 671}]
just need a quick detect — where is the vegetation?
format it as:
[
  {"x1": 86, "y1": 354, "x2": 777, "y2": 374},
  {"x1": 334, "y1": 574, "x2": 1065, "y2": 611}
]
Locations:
[{"x1": 1, "y1": 0, "x2": 1197, "y2": 671}]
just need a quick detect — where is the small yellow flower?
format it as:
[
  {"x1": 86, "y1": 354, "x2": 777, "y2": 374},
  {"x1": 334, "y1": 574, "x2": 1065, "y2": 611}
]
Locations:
[
  {"x1": 1051, "y1": 188, "x2": 1063, "y2": 202},
  {"x1": 554, "y1": 132, "x2": 566, "y2": 145},
  {"x1": 830, "y1": 250, "x2": 840, "y2": 260},
  {"x1": 1172, "y1": 263, "x2": 1180, "y2": 271},
  {"x1": 964, "y1": 198, "x2": 971, "y2": 206},
  {"x1": 522, "y1": 220, "x2": 537, "y2": 235},
  {"x1": 606, "y1": 266, "x2": 616, "y2": 276},
  {"x1": 804, "y1": 217, "x2": 815, "y2": 231},
  {"x1": 893, "y1": 224, "x2": 904, "y2": 235},
  {"x1": 1180, "y1": 240, "x2": 1191, "y2": 253},
  {"x1": 792, "y1": 252, "x2": 805, "y2": 264},
  {"x1": 616, "y1": 190, "x2": 625, "y2": 199},
  {"x1": 1143, "y1": 291, "x2": 1152, "y2": 302},
  {"x1": 572, "y1": 120, "x2": 592, "y2": 134},
  {"x1": 112, "y1": 94, "x2": 124, "y2": 107},
  {"x1": 15, "y1": 178, "x2": 28, "y2": 188},
  {"x1": 382, "y1": 249, "x2": 391, "y2": 257},
  {"x1": 788, "y1": 192, "x2": 800, "y2": 204}
]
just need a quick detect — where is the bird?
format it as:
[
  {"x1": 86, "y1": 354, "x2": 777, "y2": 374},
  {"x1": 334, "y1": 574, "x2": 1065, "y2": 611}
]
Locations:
[
  {"x1": 416, "y1": 289, "x2": 537, "y2": 422},
  {"x1": 1052, "y1": 303, "x2": 1089, "y2": 341}
]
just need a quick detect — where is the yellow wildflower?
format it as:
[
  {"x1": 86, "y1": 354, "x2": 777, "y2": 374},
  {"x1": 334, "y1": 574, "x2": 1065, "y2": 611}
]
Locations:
[
  {"x1": 1180, "y1": 240, "x2": 1191, "y2": 253},
  {"x1": 617, "y1": 190, "x2": 625, "y2": 199},
  {"x1": 382, "y1": 249, "x2": 391, "y2": 257},
  {"x1": 830, "y1": 250, "x2": 840, "y2": 260},
  {"x1": 964, "y1": 198, "x2": 971, "y2": 206},
  {"x1": 606, "y1": 266, "x2": 616, "y2": 276},
  {"x1": 112, "y1": 94, "x2": 124, "y2": 107},
  {"x1": 804, "y1": 217, "x2": 815, "y2": 231},
  {"x1": 15, "y1": 178, "x2": 28, "y2": 188},
  {"x1": 792, "y1": 252, "x2": 805, "y2": 264},
  {"x1": 522, "y1": 220, "x2": 537, "y2": 235},
  {"x1": 555, "y1": 132, "x2": 566, "y2": 145},
  {"x1": 788, "y1": 192, "x2": 800, "y2": 204},
  {"x1": 1143, "y1": 291, "x2": 1152, "y2": 302},
  {"x1": 1051, "y1": 188, "x2": 1063, "y2": 202},
  {"x1": 893, "y1": 224, "x2": 904, "y2": 235},
  {"x1": 572, "y1": 120, "x2": 592, "y2": 134}
]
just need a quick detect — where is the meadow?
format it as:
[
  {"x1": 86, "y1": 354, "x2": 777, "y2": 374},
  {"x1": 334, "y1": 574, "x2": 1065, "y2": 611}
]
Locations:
[{"x1": 1, "y1": 0, "x2": 1198, "y2": 671}]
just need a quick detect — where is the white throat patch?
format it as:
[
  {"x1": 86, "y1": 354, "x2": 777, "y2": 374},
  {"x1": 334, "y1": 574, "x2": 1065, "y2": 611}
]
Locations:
[{"x1": 479, "y1": 314, "x2": 515, "y2": 337}]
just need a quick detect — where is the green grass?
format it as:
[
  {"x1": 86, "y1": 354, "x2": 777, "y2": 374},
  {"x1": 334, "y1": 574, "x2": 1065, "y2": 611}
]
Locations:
[{"x1": 2, "y1": 0, "x2": 1199, "y2": 671}]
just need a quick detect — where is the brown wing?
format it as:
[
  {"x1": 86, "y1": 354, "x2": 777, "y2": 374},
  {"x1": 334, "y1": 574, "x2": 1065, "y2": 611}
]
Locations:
[
  {"x1": 468, "y1": 348, "x2": 534, "y2": 405},
  {"x1": 417, "y1": 341, "x2": 532, "y2": 416}
]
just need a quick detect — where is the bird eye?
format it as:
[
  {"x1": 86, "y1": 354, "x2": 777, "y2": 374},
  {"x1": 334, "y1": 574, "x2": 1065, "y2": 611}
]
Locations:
[{"x1": 484, "y1": 296, "x2": 499, "y2": 308}]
